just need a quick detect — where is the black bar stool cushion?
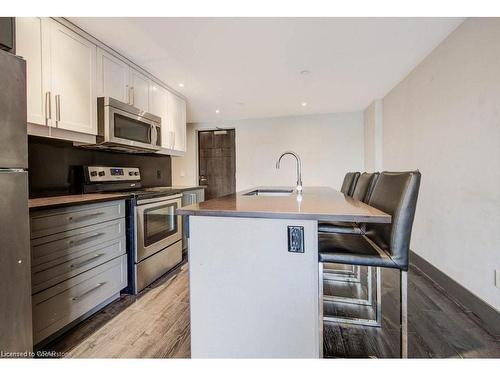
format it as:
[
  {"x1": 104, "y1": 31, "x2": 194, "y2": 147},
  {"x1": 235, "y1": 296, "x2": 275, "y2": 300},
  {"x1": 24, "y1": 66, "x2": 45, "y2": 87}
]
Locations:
[
  {"x1": 319, "y1": 232, "x2": 398, "y2": 269},
  {"x1": 318, "y1": 222, "x2": 363, "y2": 234}
]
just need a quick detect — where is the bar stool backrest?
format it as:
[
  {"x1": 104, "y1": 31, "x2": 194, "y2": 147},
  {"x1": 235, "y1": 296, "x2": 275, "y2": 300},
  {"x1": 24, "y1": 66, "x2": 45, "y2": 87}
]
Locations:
[
  {"x1": 365, "y1": 171, "x2": 421, "y2": 271},
  {"x1": 340, "y1": 172, "x2": 360, "y2": 196},
  {"x1": 352, "y1": 172, "x2": 379, "y2": 203}
]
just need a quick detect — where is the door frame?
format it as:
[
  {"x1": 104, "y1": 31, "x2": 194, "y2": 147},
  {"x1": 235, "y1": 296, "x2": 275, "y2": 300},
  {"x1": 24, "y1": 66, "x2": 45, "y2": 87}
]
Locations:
[{"x1": 196, "y1": 127, "x2": 236, "y2": 197}]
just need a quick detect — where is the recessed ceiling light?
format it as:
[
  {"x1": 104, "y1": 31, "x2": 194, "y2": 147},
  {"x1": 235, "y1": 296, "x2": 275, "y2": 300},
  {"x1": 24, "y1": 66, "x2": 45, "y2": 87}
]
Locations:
[
  {"x1": 178, "y1": 83, "x2": 184, "y2": 88},
  {"x1": 300, "y1": 70, "x2": 311, "y2": 75},
  {"x1": 301, "y1": 102, "x2": 308, "y2": 107},
  {"x1": 215, "y1": 109, "x2": 220, "y2": 114}
]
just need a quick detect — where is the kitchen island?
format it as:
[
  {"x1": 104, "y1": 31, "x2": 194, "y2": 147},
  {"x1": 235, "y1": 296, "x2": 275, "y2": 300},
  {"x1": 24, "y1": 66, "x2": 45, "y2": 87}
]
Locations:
[{"x1": 178, "y1": 187, "x2": 390, "y2": 358}]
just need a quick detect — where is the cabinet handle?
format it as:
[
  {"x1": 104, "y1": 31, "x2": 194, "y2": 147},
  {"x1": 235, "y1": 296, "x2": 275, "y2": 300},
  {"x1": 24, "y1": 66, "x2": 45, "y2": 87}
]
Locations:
[
  {"x1": 45, "y1": 91, "x2": 52, "y2": 121},
  {"x1": 130, "y1": 86, "x2": 134, "y2": 106},
  {"x1": 67, "y1": 212, "x2": 105, "y2": 223},
  {"x1": 70, "y1": 253, "x2": 105, "y2": 269},
  {"x1": 68, "y1": 232, "x2": 105, "y2": 247},
  {"x1": 72, "y1": 282, "x2": 106, "y2": 302},
  {"x1": 55, "y1": 94, "x2": 61, "y2": 124}
]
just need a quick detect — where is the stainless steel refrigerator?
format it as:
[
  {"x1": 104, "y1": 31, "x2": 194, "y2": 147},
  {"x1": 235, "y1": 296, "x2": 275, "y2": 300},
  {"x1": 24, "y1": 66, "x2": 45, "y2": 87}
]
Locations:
[{"x1": 0, "y1": 48, "x2": 32, "y2": 353}]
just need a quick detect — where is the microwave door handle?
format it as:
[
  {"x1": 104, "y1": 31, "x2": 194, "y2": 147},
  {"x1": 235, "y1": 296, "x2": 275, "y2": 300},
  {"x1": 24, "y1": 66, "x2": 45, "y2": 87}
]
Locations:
[{"x1": 151, "y1": 125, "x2": 158, "y2": 146}]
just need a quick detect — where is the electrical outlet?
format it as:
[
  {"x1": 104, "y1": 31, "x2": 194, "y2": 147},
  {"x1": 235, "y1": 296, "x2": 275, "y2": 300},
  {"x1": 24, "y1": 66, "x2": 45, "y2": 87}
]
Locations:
[
  {"x1": 495, "y1": 270, "x2": 500, "y2": 289},
  {"x1": 288, "y1": 226, "x2": 304, "y2": 253}
]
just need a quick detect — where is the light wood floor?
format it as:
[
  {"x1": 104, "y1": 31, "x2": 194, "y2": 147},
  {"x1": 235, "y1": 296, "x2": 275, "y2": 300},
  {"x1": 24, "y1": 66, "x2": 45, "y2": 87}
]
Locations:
[
  {"x1": 43, "y1": 260, "x2": 500, "y2": 358},
  {"x1": 47, "y1": 262, "x2": 191, "y2": 358}
]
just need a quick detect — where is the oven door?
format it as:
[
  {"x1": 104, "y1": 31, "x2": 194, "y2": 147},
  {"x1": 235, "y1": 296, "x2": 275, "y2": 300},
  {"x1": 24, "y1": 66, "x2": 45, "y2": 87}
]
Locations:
[
  {"x1": 135, "y1": 196, "x2": 182, "y2": 262},
  {"x1": 107, "y1": 105, "x2": 161, "y2": 151}
]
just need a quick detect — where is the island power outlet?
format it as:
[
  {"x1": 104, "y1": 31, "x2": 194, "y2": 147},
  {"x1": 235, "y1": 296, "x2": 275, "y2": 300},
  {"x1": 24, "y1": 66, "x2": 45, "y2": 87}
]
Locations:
[{"x1": 287, "y1": 226, "x2": 304, "y2": 253}]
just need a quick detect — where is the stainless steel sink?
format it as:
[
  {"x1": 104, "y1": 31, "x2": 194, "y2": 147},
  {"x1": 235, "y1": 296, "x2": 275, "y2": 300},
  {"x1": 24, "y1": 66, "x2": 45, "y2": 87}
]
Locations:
[{"x1": 244, "y1": 188, "x2": 294, "y2": 196}]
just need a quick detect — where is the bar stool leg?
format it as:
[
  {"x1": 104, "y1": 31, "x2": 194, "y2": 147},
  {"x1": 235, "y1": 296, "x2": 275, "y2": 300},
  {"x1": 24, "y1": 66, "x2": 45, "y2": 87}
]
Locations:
[
  {"x1": 400, "y1": 270, "x2": 408, "y2": 358},
  {"x1": 323, "y1": 265, "x2": 382, "y2": 328},
  {"x1": 375, "y1": 267, "x2": 382, "y2": 325}
]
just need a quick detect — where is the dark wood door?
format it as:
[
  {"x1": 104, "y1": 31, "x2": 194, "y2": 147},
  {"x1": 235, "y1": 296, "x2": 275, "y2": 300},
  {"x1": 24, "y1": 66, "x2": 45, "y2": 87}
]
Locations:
[
  {"x1": 198, "y1": 129, "x2": 236, "y2": 200},
  {"x1": 0, "y1": 18, "x2": 15, "y2": 53}
]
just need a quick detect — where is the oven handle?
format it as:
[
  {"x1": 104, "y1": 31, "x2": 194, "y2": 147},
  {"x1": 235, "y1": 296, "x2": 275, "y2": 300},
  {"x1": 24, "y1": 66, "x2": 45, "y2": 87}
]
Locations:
[{"x1": 136, "y1": 195, "x2": 182, "y2": 206}]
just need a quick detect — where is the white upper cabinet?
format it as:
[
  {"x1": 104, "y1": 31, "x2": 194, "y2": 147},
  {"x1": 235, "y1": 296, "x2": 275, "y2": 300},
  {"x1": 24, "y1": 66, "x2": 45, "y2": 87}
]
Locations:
[
  {"x1": 16, "y1": 17, "x2": 46, "y2": 126},
  {"x1": 129, "y1": 68, "x2": 150, "y2": 111},
  {"x1": 149, "y1": 82, "x2": 168, "y2": 118},
  {"x1": 149, "y1": 82, "x2": 173, "y2": 149},
  {"x1": 48, "y1": 20, "x2": 97, "y2": 135},
  {"x1": 167, "y1": 91, "x2": 187, "y2": 153},
  {"x1": 174, "y1": 95, "x2": 187, "y2": 153},
  {"x1": 97, "y1": 48, "x2": 129, "y2": 103},
  {"x1": 152, "y1": 84, "x2": 187, "y2": 154}
]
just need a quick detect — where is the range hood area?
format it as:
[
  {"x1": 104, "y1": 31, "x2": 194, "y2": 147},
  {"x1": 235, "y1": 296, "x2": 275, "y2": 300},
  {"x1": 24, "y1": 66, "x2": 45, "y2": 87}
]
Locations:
[{"x1": 77, "y1": 97, "x2": 162, "y2": 154}]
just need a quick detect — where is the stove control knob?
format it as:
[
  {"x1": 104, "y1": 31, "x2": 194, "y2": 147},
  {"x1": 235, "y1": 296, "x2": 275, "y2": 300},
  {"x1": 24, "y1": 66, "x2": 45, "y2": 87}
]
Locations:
[
  {"x1": 98, "y1": 171, "x2": 105, "y2": 177},
  {"x1": 129, "y1": 171, "x2": 134, "y2": 176},
  {"x1": 134, "y1": 172, "x2": 139, "y2": 176},
  {"x1": 90, "y1": 171, "x2": 97, "y2": 177}
]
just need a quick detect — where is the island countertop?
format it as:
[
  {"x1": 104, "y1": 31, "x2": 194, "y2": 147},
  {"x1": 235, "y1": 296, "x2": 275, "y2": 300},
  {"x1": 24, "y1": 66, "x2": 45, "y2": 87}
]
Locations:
[{"x1": 177, "y1": 186, "x2": 391, "y2": 223}]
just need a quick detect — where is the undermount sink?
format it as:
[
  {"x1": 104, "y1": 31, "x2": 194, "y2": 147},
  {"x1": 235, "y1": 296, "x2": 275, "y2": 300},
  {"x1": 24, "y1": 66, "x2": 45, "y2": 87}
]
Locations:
[{"x1": 244, "y1": 188, "x2": 294, "y2": 196}]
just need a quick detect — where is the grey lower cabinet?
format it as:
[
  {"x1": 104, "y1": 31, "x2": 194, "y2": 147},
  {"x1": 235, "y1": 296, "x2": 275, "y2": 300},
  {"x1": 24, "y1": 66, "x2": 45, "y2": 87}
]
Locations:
[
  {"x1": 29, "y1": 200, "x2": 127, "y2": 345},
  {"x1": 181, "y1": 188, "x2": 205, "y2": 250}
]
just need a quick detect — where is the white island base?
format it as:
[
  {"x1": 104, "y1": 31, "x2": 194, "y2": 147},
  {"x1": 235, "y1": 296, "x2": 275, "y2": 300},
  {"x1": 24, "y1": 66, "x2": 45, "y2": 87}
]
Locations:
[{"x1": 188, "y1": 215, "x2": 321, "y2": 358}]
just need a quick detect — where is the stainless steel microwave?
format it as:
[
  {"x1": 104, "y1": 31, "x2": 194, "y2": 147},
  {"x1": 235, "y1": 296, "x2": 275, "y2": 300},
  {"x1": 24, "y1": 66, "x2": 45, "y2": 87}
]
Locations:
[{"x1": 93, "y1": 97, "x2": 161, "y2": 153}]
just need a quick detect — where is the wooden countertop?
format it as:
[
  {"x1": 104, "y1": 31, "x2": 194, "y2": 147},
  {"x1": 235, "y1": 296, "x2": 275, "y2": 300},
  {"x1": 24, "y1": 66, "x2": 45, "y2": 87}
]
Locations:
[
  {"x1": 28, "y1": 193, "x2": 131, "y2": 211},
  {"x1": 178, "y1": 186, "x2": 391, "y2": 223}
]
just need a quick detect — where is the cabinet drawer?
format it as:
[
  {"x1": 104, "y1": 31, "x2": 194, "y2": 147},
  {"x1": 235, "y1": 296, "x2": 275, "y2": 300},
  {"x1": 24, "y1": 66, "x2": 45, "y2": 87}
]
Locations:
[
  {"x1": 32, "y1": 255, "x2": 127, "y2": 344},
  {"x1": 32, "y1": 232, "x2": 126, "y2": 293},
  {"x1": 31, "y1": 218, "x2": 125, "y2": 268},
  {"x1": 30, "y1": 200, "x2": 125, "y2": 239}
]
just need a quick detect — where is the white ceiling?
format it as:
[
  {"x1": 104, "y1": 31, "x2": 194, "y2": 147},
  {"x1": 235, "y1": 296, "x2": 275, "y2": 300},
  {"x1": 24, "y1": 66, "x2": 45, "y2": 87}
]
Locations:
[{"x1": 70, "y1": 17, "x2": 463, "y2": 123}]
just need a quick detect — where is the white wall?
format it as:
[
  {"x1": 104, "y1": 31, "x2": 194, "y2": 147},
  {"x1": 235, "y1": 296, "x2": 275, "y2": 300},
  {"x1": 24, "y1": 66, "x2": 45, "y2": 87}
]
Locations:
[
  {"x1": 172, "y1": 112, "x2": 364, "y2": 191},
  {"x1": 363, "y1": 99, "x2": 383, "y2": 172},
  {"x1": 380, "y1": 18, "x2": 500, "y2": 310}
]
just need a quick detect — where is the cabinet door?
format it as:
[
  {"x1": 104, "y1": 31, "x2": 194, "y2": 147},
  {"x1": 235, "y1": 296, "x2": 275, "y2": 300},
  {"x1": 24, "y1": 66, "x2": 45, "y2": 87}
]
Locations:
[
  {"x1": 97, "y1": 48, "x2": 129, "y2": 103},
  {"x1": 149, "y1": 82, "x2": 167, "y2": 118},
  {"x1": 150, "y1": 83, "x2": 171, "y2": 149},
  {"x1": 16, "y1": 17, "x2": 47, "y2": 126},
  {"x1": 129, "y1": 67, "x2": 150, "y2": 111},
  {"x1": 49, "y1": 20, "x2": 97, "y2": 135},
  {"x1": 170, "y1": 94, "x2": 186, "y2": 152}
]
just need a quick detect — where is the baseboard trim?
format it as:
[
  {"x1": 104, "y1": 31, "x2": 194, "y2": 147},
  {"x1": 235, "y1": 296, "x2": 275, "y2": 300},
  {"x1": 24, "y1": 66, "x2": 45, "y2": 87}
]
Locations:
[{"x1": 410, "y1": 251, "x2": 500, "y2": 337}]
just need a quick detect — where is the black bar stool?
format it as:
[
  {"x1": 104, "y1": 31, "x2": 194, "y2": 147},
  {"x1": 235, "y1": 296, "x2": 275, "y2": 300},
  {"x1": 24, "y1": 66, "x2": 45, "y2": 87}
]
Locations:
[
  {"x1": 319, "y1": 172, "x2": 379, "y2": 235},
  {"x1": 340, "y1": 171, "x2": 360, "y2": 196},
  {"x1": 320, "y1": 172, "x2": 379, "y2": 287},
  {"x1": 318, "y1": 171, "x2": 421, "y2": 358}
]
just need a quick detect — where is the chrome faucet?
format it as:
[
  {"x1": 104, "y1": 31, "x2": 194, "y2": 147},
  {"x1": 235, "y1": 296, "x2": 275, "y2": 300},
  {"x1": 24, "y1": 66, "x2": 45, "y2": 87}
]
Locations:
[{"x1": 276, "y1": 151, "x2": 303, "y2": 195}]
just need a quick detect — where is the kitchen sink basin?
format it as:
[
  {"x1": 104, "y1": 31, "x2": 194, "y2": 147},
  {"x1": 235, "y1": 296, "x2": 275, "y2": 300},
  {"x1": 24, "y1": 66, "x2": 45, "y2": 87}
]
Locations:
[{"x1": 244, "y1": 188, "x2": 294, "y2": 196}]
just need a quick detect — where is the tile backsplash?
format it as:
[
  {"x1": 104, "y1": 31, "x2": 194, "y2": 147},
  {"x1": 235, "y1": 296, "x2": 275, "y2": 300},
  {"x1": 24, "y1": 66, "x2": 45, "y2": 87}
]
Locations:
[{"x1": 28, "y1": 136, "x2": 172, "y2": 198}]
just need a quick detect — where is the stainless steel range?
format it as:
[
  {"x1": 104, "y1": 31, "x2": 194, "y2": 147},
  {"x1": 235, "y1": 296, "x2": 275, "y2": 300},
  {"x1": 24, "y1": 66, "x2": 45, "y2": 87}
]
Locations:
[{"x1": 82, "y1": 166, "x2": 183, "y2": 294}]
